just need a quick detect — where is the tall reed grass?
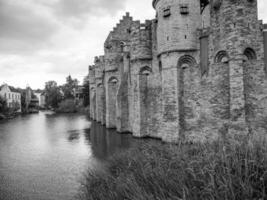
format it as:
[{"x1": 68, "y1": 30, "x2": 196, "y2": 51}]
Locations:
[{"x1": 79, "y1": 139, "x2": 267, "y2": 200}]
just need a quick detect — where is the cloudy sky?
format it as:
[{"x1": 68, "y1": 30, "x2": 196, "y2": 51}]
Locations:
[{"x1": 0, "y1": 0, "x2": 266, "y2": 89}]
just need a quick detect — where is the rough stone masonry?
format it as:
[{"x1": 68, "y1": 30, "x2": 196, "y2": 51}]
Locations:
[{"x1": 89, "y1": 0, "x2": 267, "y2": 143}]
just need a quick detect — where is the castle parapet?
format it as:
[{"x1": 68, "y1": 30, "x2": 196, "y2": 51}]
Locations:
[{"x1": 130, "y1": 20, "x2": 152, "y2": 61}]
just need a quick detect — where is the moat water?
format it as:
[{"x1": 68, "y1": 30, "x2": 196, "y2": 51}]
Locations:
[{"x1": 0, "y1": 112, "x2": 143, "y2": 200}]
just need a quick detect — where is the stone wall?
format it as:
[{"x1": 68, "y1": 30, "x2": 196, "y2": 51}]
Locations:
[{"x1": 88, "y1": 0, "x2": 267, "y2": 143}]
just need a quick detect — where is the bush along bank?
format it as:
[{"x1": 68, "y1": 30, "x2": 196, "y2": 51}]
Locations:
[
  {"x1": 53, "y1": 98, "x2": 89, "y2": 114},
  {"x1": 0, "y1": 110, "x2": 21, "y2": 120},
  {"x1": 79, "y1": 139, "x2": 267, "y2": 200}
]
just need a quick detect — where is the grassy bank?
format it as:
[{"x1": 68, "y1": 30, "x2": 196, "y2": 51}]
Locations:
[{"x1": 79, "y1": 139, "x2": 267, "y2": 200}]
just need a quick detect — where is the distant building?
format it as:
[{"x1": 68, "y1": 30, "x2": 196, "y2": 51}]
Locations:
[
  {"x1": 34, "y1": 92, "x2": 46, "y2": 108},
  {"x1": 40, "y1": 93, "x2": 46, "y2": 108},
  {"x1": 0, "y1": 84, "x2": 21, "y2": 112},
  {"x1": 25, "y1": 87, "x2": 39, "y2": 113}
]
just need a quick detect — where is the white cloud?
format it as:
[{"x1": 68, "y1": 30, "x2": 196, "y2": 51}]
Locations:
[{"x1": 0, "y1": 0, "x2": 266, "y2": 89}]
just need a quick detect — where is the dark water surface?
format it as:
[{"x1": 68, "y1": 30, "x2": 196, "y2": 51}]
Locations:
[{"x1": 0, "y1": 112, "x2": 140, "y2": 200}]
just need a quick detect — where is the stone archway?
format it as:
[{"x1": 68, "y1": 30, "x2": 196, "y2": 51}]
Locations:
[
  {"x1": 243, "y1": 47, "x2": 257, "y2": 133},
  {"x1": 214, "y1": 50, "x2": 229, "y2": 63},
  {"x1": 96, "y1": 83, "x2": 105, "y2": 123},
  {"x1": 132, "y1": 66, "x2": 152, "y2": 137},
  {"x1": 244, "y1": 47, "x2": 257, "y2": 61},
  {"x1": 106, "y1": 77, "x2": 119, "y2": 128},
  {"x1": 139, "y1": 66, "x2": 152, "y2": 135},
  {"x1": 177, "y1": 55, "x2": 197, "y2": 133}
]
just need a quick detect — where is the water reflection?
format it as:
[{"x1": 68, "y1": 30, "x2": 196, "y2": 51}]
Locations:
[
  {"x1": 0, "y1": 112, "x2": 141, "y2": 200},
  {"x1": 85, "y1": 122, "x2": 133, "y2": 160}
]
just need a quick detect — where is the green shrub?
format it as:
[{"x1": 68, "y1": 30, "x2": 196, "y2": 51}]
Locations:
[
  {"x1": 79, "y1": 140, "x2": 267, "y2": 200},
  {"x1": 0, "y1": 96, "x2": 7, "y2": 113},
  {"x1": 56, "y1": 99, "x2": 77, "y2": 113}
]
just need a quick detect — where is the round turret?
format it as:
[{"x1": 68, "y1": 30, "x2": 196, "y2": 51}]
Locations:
[{"x1": 153, "y1": 0, "x2": 201, "y2": 55}]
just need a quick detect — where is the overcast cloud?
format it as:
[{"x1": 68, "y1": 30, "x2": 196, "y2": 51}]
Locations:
[{"x1": 0, "y1": 0, "x2": 266, "y2": 89}]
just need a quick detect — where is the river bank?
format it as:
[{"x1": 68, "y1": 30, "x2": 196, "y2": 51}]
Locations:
[
  {"x1": 79, "y1": 139, "x2": 267, "y2": 200},
  {"x1": 0, "y1": 112, "x2": 21, "y2": 120}
]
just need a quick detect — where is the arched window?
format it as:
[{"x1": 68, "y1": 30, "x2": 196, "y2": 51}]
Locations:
[
  {"x1": 97, "y1": 83, "x2": 103, "y2": 88},
  {"x1": 214, "y1": 51, "x2": 229, "y2": 63},
  {"x1": 139, "y1": 66, "x2": 152, "y2": 76},
  {"x1": 120, "y1": 42, "x2": 126, "y2": 52},
  {"x1": 90, "y1": 87, "x2": 96, "y2": 93},
  {"x1": 108, "y1": 77, "x2": 118, "y2": 84},
  {"x1": 178, "y1": 55, "x2": 197, "y2": 69},
  {"x1": 244, "y1": 48, "x2": 256, "y2": 60}
]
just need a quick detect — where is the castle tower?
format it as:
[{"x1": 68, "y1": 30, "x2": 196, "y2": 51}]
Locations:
[
  {"x1": 209, "y1": 0, "x2": 266, "y2": 138},
  {"x1": 153, "y1": 0, "x2": 201, "y2": 142}
]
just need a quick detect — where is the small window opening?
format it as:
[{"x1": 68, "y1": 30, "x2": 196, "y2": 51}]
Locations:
[
  {"x1": 167, "y1": 36, "x2": 169, "y2": 41},
  {"x1": 185, "y1": 35, "x2": 187, "y2": 39},
  {"x1": 140, "y1": 26, "x2": 146, "y2": 30},
  {"x1": 163, "y1": 7, "x2": 171, "y2": 17},
  {"x1": 180, "y1": 4, "x2": 189, "y2": 15}
]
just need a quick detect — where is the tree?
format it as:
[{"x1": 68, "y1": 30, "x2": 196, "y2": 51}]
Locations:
[
  {"x1": 62, "y1": 75, "x2": 79, "y2": 99},
  {"x1": 20, "y1": 90, "x2": 27, "y2": 113},
  {"x1": 82, "y1": 75, "x2": 90, "y2": 107},
  {"x1": 45, "y1": 81, "x2": 62, "y2": 109},
  {"x1": 0, "y1": 96, "x2": 7, "y2": 113}
]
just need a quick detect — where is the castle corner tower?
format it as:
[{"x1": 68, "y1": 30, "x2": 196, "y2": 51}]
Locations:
[{"x1": 153, "y1": 0, "x2": 201, "y2": 142}]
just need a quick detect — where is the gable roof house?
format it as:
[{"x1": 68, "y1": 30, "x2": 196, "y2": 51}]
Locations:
[{"x1": 0, "y1": 84, "x2": 22, "y2": 112}]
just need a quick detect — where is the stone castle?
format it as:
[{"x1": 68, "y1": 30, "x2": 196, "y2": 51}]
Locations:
[{"x1": 89, "y1": 0, "x2": 267, "y2": 143}]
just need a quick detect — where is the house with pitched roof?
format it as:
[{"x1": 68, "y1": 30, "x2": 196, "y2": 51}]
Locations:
[{"x1": 0, "y1": 84, "x2": 21, "y2": 112}]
